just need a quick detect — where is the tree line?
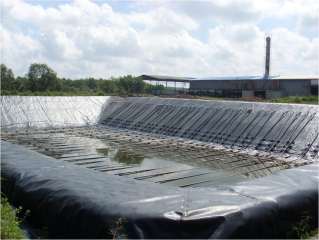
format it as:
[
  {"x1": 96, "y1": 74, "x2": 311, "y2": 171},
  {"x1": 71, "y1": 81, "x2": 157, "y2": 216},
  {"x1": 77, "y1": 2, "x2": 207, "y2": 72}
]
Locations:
[{"x1": 0, "y1": 63, "x2": 163, "y2": 96}]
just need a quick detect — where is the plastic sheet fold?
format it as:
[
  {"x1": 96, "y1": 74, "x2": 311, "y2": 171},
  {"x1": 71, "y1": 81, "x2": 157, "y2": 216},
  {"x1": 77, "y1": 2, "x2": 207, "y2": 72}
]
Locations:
[
  {"x1": 1, "y1": 96, "x2": 110, "y2": 128},
  {"x1": 1, "y1": 141, "x2": 318, "y2": 238},
  {"x1": 1, "y1": 96, "x2": 318, "y2": 238},
  {"x1": 100, "y1": 97, "x2": 319, "y2": 160}
]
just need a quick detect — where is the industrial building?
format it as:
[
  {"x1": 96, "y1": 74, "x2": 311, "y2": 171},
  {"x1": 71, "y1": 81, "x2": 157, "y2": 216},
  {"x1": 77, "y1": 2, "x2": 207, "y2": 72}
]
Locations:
[
  {"x1": 189, "y1": 76, "x2": 318, "y2": 98},
  {"x1": 141, "y1": 75, "x2": 318, "y2": 98},
  {"x1": 140, "y1": 37, "x2": 318, "y2": 99}
]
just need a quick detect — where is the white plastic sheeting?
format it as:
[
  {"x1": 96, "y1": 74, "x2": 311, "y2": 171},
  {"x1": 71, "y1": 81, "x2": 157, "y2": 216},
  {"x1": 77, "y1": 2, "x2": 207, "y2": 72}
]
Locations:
[{"x1": 1, "y1": 96, "x2": 110, "y2": 129}]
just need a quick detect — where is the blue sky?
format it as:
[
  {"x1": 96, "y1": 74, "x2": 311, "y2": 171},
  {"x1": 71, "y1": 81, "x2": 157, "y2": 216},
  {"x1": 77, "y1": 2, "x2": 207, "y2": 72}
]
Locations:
[{"x1": 1, "y1": 0, "x2": 318, "y2": 78}]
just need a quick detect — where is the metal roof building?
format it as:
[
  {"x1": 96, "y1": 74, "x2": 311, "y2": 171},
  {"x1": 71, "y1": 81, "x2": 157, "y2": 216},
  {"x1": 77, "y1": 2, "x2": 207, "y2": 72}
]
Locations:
[
  {"x1": 140, "y1": 37, "x2": 318, "y2": 98},
  {"x1": 188, "y1": 76, "x2": 318, "y2": 98},
  {"x1": 140, "y1": 74, "x2": 318, "y2": 98},
  {"x1": 140, "y1": 74, "x2": 195, "y2": 83}
]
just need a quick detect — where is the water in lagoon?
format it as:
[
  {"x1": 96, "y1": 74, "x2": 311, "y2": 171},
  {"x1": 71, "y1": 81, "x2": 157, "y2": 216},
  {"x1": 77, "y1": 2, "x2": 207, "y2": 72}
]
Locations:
[
  {"x1": 2, "y1": 130, "x2": 247, "y2": 188},
  {"x1": 2, "y1": 96, "x2": 317, "y2": 189},
  {"x1": 92, "y1": 137, "x2": 247, "y2": 188}
]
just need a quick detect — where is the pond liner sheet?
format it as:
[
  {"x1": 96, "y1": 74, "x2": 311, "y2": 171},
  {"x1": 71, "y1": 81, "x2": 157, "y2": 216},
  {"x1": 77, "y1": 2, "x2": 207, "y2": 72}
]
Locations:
[
  {"x1": 1, "y1": 141, "x2": 318, "y2": 239},
  {"x1": 99, "y1": 97, "x2": 319, "y2": 161},
  {"x1": 1, "y1": 96, "x2": 110, "y2": 128},
  {"x1": 2, "y1": 96, "x2": 318, "y2": 161}
]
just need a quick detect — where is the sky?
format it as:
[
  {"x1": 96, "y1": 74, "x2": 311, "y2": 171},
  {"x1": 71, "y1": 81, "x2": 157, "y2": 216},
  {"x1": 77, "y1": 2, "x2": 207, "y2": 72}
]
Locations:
[{"x1": 1, "y1": 0, "x2": 318, "y2": 79}]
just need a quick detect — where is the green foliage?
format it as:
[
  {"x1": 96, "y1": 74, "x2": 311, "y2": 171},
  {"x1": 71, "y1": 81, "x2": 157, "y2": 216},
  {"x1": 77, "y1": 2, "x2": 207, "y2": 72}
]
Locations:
[
  {"x1": 1, "y1": 196, "x2": 26, "y2": 239},
  {"x1": 145, "y1": 83, "x2": 165, "y2": 94},
  {"x1": 98, "y1": 79, "x2": 118, "y2": 93},
  {"x1": 1, "y1": 63, "x2": 318, "y2": 103},
  {"x1": 0, "y1": 63, "x2": 163, "y2": 96},
  {"x1": 87, "y1": 78, "x2": 97, "y2": 91},
  {"x1": 116, "y1": 75, "x2": 145, "y2": 95},
  {"x1": 271, "y1": 95, "x2": 318, "y2": 104},
  {"x1": 286, "y1": 214, "x2": 318, "y2": 239},
  {"x1": 1, "y1": 64, "x2": 18, "y2": 92},
  {"x1": 26, "y1": 63, "x2": 62, "y2": 91},
  {"x1": 109, "y1": 217, "x2": 127, "y2": 239},
  {"x1": 113, "y1": 148, "x2": 144, "y2": 165}
]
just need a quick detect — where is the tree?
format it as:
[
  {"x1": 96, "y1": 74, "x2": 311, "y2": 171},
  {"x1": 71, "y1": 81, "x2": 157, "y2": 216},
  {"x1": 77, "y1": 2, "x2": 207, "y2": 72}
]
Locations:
[
  {"x1": 115, "y1": 75, "x2": 145, "y2": 95},
  {"x1": 130, "y1": 76, "x2": 145, "y2": 94},
  {"x1": 87, "y1": 78, "x2": 97, "y2": 91},
  {"x1": 98, "y1": 80, "x2": 117, "y2": 93},
  {"x1": 1, "y1": 64, "x2": 15, "y2": 91},
  {"x1": 26, "y1": 63, "x2": 61, "y2": 91}
]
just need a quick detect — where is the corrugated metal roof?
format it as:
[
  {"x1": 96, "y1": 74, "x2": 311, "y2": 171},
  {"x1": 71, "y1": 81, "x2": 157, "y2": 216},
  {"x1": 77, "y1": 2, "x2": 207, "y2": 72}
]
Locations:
[
  {"x1": 195, "y1": 75, "x2": 266, "y2": 81},
  {"x1": 195, "y1": 75, "x2": 319, "y2": 81},
  {"x1": 270, "y1": 76, "x2": 319, "y2": 80},
  {"x1": 140, "y1": 74, "x2": 319, "y2": 82},
  {"x1": 140, "y1": 75, "x2": 195, "y2": 82}
]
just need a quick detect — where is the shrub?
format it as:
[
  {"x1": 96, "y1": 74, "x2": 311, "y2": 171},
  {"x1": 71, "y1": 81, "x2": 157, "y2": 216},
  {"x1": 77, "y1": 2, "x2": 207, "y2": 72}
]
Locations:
[{"x1": 1, "y1": 196, "x2": 26, "y2": 239}]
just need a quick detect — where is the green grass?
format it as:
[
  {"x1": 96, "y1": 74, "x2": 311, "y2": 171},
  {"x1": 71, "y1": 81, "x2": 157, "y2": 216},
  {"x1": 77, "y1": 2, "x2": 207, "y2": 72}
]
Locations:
[
  {"x1": 1, "y1": 196, "x2": 26, "y2": 239},
  {"x1": 285, "y1": 213, "x2": 319, "y2": 239},
  {"x1": 271, "y1": 95, "x2": 318, "y2": 104},
  {"x1": 306, "y1": 229, "x2": 319, "y2": 239},
  {"x1": 109, "y1": 217, "x2": 127, "y2": 239},
  {"x1": 192, "y1": 95, "x2": 319, "y2": 104}
]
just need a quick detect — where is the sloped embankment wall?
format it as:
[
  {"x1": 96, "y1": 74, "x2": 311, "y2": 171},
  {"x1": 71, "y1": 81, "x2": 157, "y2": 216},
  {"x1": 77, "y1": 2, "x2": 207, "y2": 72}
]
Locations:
[
  {"x1": 1, "y1": 96, "x2": 318, "y2": 160},
  {"x1": 1, "y1": 140, "x2": 318, "y2": 238},
  {"x1": 100, "y1": 97, "x2": 319, "y2": 160},
  {"x1": 1, "y1": 96, "x2": 110, "y2": 129},
  {"x1": 1, "y1": 96, "x2": 318, "y2": 238}
]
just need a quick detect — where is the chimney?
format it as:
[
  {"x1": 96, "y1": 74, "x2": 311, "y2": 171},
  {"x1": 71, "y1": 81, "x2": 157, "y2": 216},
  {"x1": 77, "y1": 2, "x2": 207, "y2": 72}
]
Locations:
[{"x1": 264, "y1": 36, "x2": 271, "y2": 79}]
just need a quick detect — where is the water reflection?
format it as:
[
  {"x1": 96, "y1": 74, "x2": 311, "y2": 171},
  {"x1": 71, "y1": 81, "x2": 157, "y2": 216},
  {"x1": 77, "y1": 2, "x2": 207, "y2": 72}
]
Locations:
[
  {"x1": 96, "y1": 148, "x2": 109, "y2": 156},
  {"x1": 113, "y1": 148, "x2": 144, "y2": 165},
  {"x1": 96, "y1": 146, "x2": 145, "y2": 165}
]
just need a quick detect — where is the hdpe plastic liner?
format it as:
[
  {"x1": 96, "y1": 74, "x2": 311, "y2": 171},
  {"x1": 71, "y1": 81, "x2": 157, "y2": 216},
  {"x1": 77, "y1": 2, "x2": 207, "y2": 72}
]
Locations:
[
  {"x1": 1, "y1": 96, "x2": 318, "y2": 238},
  {"x1": 100, "y1": 97, "x2": 319, "y2": 162},
  {"x1": 1, "y1": 96, "x2": 110, "y2": 128},
  {"x1": 2, "y1": 141, "x2": 318, "y2": 238},
  {"x1": 1, "y1": 96, "x2": 318, "y2": 161}
]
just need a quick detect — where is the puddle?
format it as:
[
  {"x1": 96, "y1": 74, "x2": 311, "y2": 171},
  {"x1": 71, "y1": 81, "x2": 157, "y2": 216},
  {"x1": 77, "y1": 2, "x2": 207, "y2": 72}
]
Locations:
[
  {"x1": 112, "y1": 148, "x2": 144, "y2": 165},
  {"x1": 2, "y1": 127, "x2": 294, "y2": 188}
]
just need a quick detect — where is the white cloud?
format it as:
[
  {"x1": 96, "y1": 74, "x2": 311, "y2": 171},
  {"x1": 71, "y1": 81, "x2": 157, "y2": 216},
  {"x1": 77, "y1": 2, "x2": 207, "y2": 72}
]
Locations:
[
  {"x1": 297, "y1": 13, "x2": 319, "y2": 37},
  {"x1": 128, "y1": 7, "x2": 198, "y2": 33},
  {"x1": 0, "y1": 25, "x2": 43, "y2": 75},
  {"x1": 0, "y1": 0, "x2": 318, "y2": 78},
  {"x1": 135, "y1": 0, "x2": 261, "y2": 23},
  {"x1": 52, "y1": 30, "x2": 83, "y2": 60},
  {"x1": 206, "y1": 25, "x2": 265, "y2": 75},
  {"x1": 270, "y1": 28, "x2": 319, "y2": 75}
]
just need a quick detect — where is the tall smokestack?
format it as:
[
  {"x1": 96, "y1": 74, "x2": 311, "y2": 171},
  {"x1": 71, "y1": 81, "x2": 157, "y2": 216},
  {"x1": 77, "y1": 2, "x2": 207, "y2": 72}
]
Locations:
[{"x1": 264, "y1": 36, "x2": 271, "y2": 79}]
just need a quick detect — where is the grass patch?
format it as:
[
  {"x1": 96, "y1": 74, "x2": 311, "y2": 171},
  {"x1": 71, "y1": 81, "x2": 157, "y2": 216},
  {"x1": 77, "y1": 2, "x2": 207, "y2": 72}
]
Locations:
[
  {"x1": 285, "y1": 212, "x2": 319, "y2": 239},
  {"x1": 1, "y1": 196, "x2": 26, "y2": 239},
  {"x1": 109, "y1": 217, "x2": 127, "y2": 239},
  {"x1": 271, "y1": 95, "x2": 318, "y2": 104},
  {"x1": 164, "y1": 94, "x2": 319, "y2": 104}
]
